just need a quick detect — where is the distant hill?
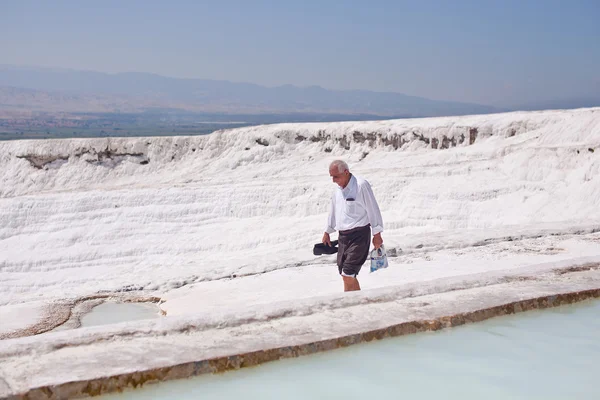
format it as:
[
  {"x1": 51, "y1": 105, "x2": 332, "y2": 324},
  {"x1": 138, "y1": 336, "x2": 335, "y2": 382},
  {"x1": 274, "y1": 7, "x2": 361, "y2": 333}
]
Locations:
[
  {"x1": 0, "y1": 65, "x2": 501, "y2": 117},
  {"x1": 0, "y1": 86, "x2": 146, "y2": 113}
]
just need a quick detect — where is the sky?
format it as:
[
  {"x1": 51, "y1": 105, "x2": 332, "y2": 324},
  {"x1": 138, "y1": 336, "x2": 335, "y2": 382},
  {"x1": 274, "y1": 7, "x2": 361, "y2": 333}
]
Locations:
[{"x1": 0, "y1": 0, "x2": 599, "y2": 107}]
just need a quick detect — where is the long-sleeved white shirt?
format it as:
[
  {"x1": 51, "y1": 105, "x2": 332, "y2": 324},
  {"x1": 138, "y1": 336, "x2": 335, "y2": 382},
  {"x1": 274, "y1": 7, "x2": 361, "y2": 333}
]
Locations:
[{"x1": 325, "y1": 174, "x2": 384, "y2": 235}]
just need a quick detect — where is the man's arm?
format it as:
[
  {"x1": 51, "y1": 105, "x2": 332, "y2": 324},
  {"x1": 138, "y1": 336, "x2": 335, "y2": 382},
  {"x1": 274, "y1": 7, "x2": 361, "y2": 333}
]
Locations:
[
  {"x1": 361, "y1": 181, "x2": 384, "y2": 248},
  {"x1": 323, "y1": 194, "x2": 336, "y2": 246}
]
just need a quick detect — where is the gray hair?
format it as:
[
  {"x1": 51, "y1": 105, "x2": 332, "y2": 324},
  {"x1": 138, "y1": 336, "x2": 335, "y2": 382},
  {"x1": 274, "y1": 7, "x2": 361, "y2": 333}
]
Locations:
[{"x1": 329, "y1": 160, "x2": 349, "y2": 173}]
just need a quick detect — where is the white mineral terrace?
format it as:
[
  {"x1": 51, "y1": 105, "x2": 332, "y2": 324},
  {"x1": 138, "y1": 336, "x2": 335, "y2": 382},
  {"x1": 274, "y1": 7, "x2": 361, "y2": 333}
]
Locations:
[
  {"x1": 1, "y1": 107, "x2": 599, "y2": 398},
  {"x1": 101, "y1": 299, "x2": 600, "y2": 400}
]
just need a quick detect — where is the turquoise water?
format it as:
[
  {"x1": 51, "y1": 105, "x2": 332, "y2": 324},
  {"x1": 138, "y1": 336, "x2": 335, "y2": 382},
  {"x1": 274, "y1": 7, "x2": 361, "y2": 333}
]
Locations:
[{"x1": 103, "y1": 299, "x2": 600, "y2": 399}]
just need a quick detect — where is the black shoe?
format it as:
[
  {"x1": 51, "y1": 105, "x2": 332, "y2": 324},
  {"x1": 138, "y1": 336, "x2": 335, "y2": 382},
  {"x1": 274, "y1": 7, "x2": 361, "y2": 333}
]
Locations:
[{"x1": 313, "y1": 240, "x2": 339, "y2": 255}]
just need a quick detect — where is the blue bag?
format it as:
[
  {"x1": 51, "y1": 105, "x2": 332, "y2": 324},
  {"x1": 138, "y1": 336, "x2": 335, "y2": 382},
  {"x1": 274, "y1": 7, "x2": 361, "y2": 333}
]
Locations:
[{"x1": 370, "y1": 245, "x2": 389, "y2": 273}]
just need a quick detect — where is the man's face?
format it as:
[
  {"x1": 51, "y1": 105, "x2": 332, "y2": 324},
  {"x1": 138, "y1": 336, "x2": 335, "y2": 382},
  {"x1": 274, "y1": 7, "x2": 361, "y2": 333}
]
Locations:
[{"x1": 329, "y1": 167, "x2": 350, "y2": 188}]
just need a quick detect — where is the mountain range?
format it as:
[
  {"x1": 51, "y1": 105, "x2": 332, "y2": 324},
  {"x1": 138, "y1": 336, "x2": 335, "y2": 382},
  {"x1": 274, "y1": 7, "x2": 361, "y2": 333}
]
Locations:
[
  {"x1": 0, "y1": 65, "x2": 500, "y2": 117},
  {"x1": 1, "y1": 65, "x2": 598, "y2": 118}
]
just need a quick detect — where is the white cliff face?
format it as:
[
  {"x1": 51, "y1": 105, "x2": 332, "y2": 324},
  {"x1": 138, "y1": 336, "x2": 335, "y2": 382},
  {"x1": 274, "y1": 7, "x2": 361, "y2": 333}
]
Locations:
[
  {"x1": 1, "y1": 108, "x2": 599, "y2": 308},
  {"x1": 0, "y1": 107, "x2": 599, "y2": 397}
]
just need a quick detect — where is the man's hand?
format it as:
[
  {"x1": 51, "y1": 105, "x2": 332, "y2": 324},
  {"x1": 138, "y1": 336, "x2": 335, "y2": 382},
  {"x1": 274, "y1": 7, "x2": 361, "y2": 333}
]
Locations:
[
  {"x1": 322, "y1": 232, "x2": 331, "y2": 246},
  {"x1": 373, "y1": 233, "x2": 383, "y2": 249}
]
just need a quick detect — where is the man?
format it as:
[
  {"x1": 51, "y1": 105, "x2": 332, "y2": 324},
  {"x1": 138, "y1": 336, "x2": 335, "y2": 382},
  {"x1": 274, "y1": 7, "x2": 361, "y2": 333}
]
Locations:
[{"x1": 322, "y1": 160, "x2": 384, "y2": 292}]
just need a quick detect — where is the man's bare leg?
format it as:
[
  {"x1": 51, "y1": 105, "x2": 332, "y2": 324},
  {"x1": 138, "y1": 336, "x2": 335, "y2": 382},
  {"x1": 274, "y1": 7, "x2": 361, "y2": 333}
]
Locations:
[{"x1": 342, "y1": 276, "x2": 361, "y2": 292}]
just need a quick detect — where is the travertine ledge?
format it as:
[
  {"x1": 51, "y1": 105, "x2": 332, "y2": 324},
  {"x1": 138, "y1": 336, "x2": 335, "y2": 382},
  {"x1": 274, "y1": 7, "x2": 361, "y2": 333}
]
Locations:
[{"x1": 3, "y1": 268, "x2": 600, "y2": 400}]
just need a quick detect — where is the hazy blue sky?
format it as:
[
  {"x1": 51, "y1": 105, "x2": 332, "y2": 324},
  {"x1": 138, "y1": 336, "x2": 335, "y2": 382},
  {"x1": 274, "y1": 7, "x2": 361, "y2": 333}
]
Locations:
[{"x1": 1, "y1": 0, "x2": 598, "y2": 106}]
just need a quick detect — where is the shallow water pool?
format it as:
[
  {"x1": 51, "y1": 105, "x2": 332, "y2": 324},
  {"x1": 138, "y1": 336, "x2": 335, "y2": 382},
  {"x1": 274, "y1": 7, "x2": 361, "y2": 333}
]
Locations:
[
  {"x1": 80, "y1": 302, "x2": 160, "y2": 327},
  {"x1": 103, "y1": 299, "x2": 600, "y2": 399}
]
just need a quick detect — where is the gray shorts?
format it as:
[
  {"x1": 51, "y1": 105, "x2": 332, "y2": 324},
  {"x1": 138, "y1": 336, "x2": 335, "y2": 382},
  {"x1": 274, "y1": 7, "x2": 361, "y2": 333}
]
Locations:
[{"x1": 337, "y1": 224, "x2": 371, "y2": 277}]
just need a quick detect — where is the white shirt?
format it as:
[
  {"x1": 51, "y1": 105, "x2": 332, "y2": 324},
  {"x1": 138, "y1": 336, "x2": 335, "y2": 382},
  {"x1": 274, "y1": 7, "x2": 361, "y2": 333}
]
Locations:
[{"x1": 325, "y1": 174, "x2": 384, "y2": 235}]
